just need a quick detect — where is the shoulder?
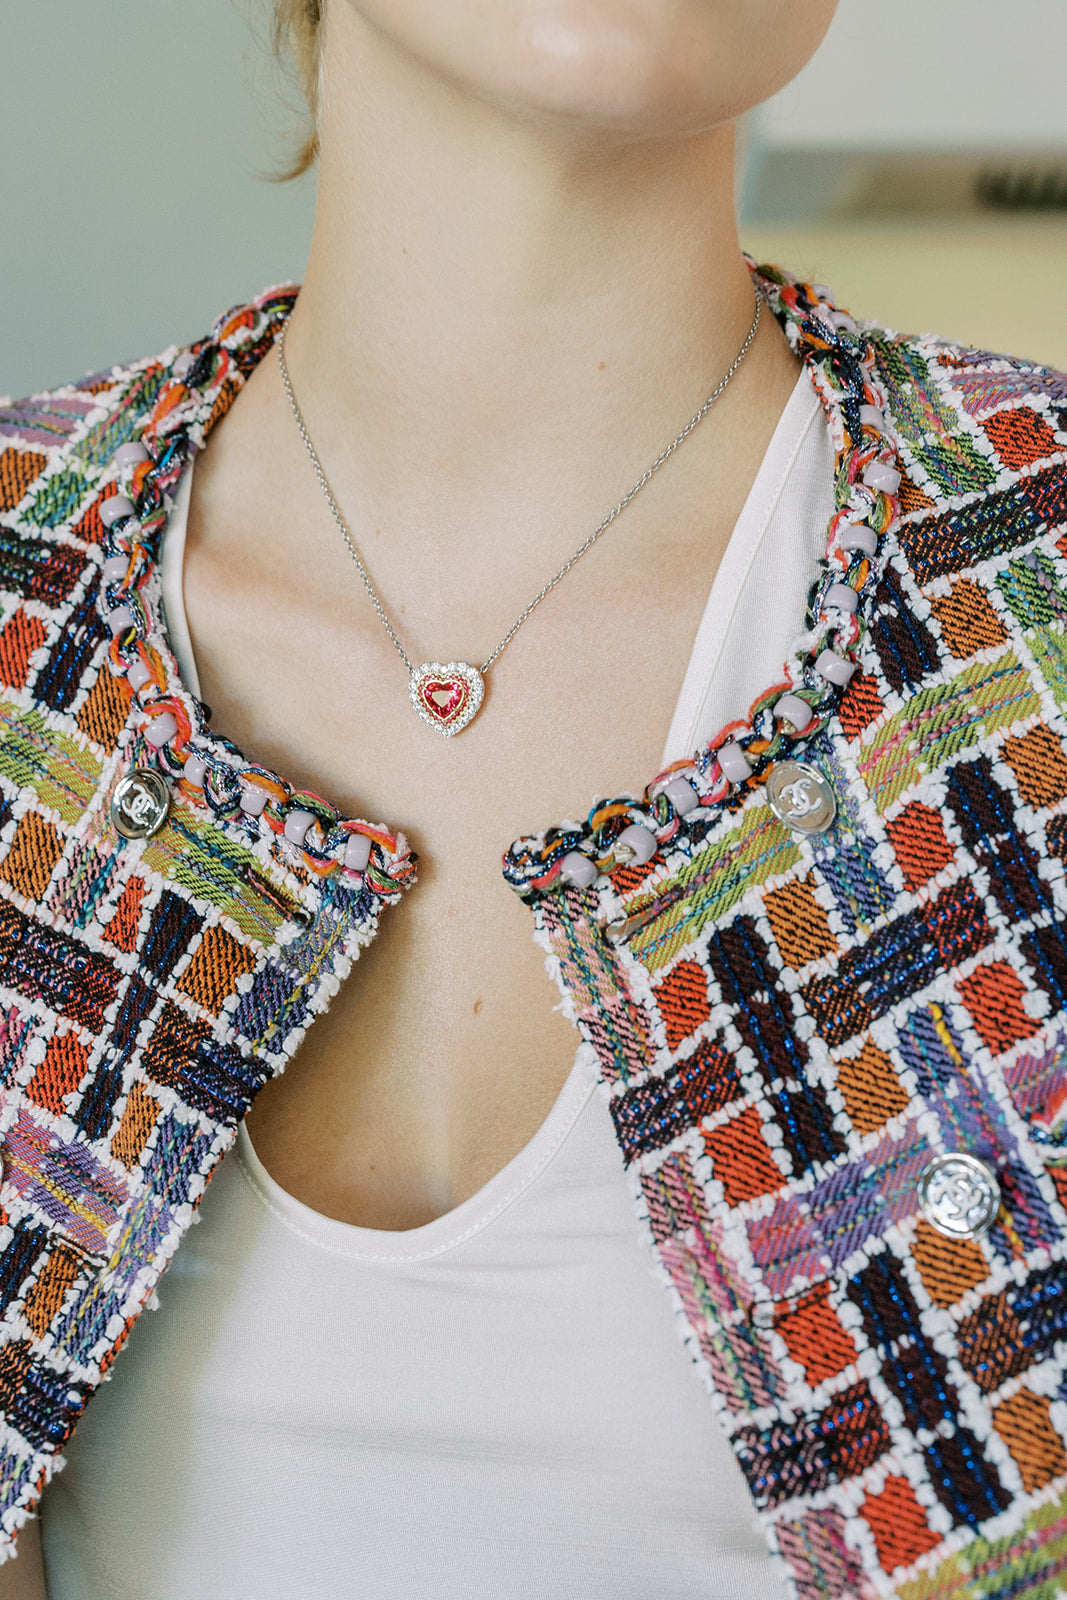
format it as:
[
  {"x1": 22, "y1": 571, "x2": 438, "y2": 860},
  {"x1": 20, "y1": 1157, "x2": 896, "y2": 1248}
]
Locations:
[
  {"x1": 757, "y1": 262, "x2": 1066, "y2": 529},
  {"x1": 0, "y1": 284, "x2": 299, "y2": 534},
  {"x1": 863, "y1": 330, "x2": 1067, "y2": 624},
  {"x1": 0, "y1": 355, "x2": 178, "y2": 550},
  {"x1": 864, "y1": 324, "x2": 1067, "y2": 515}
]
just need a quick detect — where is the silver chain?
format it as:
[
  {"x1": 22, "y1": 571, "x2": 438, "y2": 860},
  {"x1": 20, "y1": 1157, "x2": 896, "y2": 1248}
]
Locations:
[{"x1": 277, "y1": 294, "x2": 762, "y2": 677}]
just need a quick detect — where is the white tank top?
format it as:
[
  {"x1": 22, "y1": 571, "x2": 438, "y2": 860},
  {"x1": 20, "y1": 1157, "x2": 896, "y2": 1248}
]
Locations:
[{"x1": 41, "y1": 371, "x2": 834, "y2": 1600}]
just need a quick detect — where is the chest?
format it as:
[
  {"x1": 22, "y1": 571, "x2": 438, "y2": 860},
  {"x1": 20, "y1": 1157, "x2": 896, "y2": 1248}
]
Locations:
[
  {"x1": 181, "y1": 434, "x2": 745, "y2": 1226},
  {"x1": 202, "y1": 603, "x2": 706, "y2": 1225}
]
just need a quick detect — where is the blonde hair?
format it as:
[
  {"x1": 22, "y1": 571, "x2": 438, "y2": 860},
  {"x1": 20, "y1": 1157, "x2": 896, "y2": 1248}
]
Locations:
[{"x1": 272, "y1": 0, "x2": 322, "y2": 177}]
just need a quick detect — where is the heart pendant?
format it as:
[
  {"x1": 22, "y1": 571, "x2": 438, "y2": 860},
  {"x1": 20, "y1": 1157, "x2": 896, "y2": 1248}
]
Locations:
[{"x1": 409, "y1": 662, "x2": 485, "y2": 737}]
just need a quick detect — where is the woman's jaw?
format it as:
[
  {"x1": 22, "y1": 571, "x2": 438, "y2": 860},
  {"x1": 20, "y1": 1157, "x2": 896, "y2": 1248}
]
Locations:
[{"x1": 324, "y1": 0, "x2": 838, "y2": 145}]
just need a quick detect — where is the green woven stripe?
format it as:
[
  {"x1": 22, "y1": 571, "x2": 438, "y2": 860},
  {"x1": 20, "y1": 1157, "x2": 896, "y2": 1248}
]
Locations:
[
  {"x1": 21, "y1": 468, "x2": 93, "y2": 530},
  {"x1": 141, "y1": 813, "x2": 297, "y2": 945},
  {"x1": 998, "y1": 554, "x2": 1067, "y2": 631},
  {"x1": 627, "y1": 805, "x2": 800, "y2": 975},
  {"x1": 897, "y1": 1482, "x2": 1067, "y2": 1599},
  {"x1": 539, "y1": 889, "x2": 651, "y2": 1087},
  {"x1": 860, "y1": 651, "x2": 1042, "y2": 813},
  {"x1": 75, "y1": 369, "x2": 167, "y2": 470},
  {"x1": 1028, "y1": 627, "x2": 1067, "y2": 717},
  {"x1": 0, "y1": 703, "x2": 103, "y2": 824},
  {"x1": 876, "y1": 342, "x2": 996, "y2": 496}
]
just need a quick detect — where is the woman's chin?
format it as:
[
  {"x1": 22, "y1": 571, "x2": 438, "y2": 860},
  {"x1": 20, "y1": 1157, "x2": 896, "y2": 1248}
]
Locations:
[
  {"x1": 493, "y1": 13, "x2": 732, "y2": 138},
  {"x1": 339, "y1": 0, "x2": 837, "y2": 146}
]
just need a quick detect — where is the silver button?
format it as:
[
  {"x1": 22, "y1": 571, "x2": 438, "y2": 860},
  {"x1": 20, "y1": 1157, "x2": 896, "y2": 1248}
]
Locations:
[
  {"x1": 111, "y1": 768, "x2": 171, "y2": 840},
  {"x1": 766, "y1": 761, "x2": 837, "y2": 833},
  {"x1": 917, "y1": 1153, "x2": 1001, "y2": 1240}
]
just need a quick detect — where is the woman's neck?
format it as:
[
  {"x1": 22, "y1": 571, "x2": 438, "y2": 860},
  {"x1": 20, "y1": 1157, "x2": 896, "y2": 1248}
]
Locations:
[{"x1": 280, "y1": 4, "x2": 770, "y2": 546}]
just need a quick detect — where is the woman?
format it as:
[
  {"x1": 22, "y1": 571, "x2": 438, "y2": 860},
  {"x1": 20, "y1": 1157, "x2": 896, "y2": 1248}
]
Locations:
[{"x1": 2, "y1": 1, "x2": 1066, "y2": 1595}]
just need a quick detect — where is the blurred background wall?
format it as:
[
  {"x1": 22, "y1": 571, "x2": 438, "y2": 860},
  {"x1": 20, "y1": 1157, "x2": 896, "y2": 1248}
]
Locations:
[
  {"x1": 2, "y1": 0, "x2": 1066, "y2": 398},
  {"x1": 1, "y1": 0, "x2": 316, "y2": 396},
  {"x1": 743, "y1": 0, "x2": 1067, "y2": 364}
]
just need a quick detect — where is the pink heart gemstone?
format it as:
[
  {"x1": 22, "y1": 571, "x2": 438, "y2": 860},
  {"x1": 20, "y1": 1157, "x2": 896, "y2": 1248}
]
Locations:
[
  {"x1": 421, "y1": 677, "x2": 468, "y2": 722},
  {"x1": 410, "y1": 662, "x2": 485, "y2": 737}
]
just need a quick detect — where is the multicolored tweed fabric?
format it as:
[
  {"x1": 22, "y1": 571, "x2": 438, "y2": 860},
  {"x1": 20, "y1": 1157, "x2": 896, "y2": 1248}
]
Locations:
[
  {"x1": 0, "y1": 289, "x2": 413, "y2": 1548},
  {"x1": 508, "y1": 284, "x2": 1067, "y2": 1597},
  {"x1": 0, "y1": 269, "x2": 1065, "y2": 1600}
]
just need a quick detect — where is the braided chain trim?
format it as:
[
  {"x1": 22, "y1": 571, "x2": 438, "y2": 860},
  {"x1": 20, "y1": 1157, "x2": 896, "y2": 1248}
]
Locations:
[
  {"x1": 98, "y1": 286, "x2": 415, "y2": 902},
  {"x1": 502, "y1": 263, "x2": 901, "y2": 898}
]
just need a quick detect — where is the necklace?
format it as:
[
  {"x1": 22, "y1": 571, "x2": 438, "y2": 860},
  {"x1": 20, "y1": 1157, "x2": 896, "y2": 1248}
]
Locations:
[{"x1": 277, "y1": 297, "x2": 762, "y2": 737}]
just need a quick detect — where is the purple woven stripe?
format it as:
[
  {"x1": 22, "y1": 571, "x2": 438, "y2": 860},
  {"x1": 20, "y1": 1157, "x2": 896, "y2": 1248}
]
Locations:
[
  {"x1": 749, "y1": 1127, "x2": 931, "y2": 1295},
  {"x1": 4, "y1": 1107, "x2": 128, "y2": 1256},
  {"x1": 1004, "y1": 1026, "x2": 1067, "y2": 1123},
  {"x1": 0, "y1": 399, "x2": 95, "y2": 447}
]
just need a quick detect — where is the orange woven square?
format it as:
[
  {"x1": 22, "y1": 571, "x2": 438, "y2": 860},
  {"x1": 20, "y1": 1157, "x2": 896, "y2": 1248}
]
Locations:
[
  {"x1": 765, "y1": 875, "x2": 837, "y2": 972},
  {"x1": 956, "y1": 961, "x2": 1037, "y2": 1056},
  {"x1": 0, "y1": 811, "x2": 63, "y2": 905},
  {"x1": 836, "y1": 672, "x2": 883, "y2": 742},
  {"x1": 26, "y1": 1031, "x2": 89, "y2": 1118},
  {"x1": 910, "y1": 1219, "x2": 989, "y2": 1310},
  {"x1": 111, "y1": 1080, "x2": 162, "y2": 1170},
  {"x1": 885, "y1": 803, "x2": 955, "y2": 894},
  {"x1": 176, "y1": 925, "x2": 257, "y2": 1017},
  {"x1": 655, "y1": 958, "x2": 712, "y2": 1053},
  {"x1": 993, "y1": 1388, "x2": 1067, "y2": 1492},
  {"x1": 0, "y1": 611, "x2": 46, "y2": 692},
  {"x1": 22, "y1": 1246, "x2": 81, "y2": 1340},
  {"x1": 861, "y1": 1474, "x2": 940, "y2": 1574},
  {"x1": 71, "y1": 498, "x2": 106, "y2": 546},
  {"x1": 929, "y1": 580, "x2": 1008, "y2": 661},
  {"x1": 704, "y1": 1105, "x2": 784, "y2": 1206},
  {"x1": 1002, "y1": 724, "x2": 1067, "y2": 810},
  {"x1": 775, "y1": 1283, "x2": 857, "y2": 1386},
  {"x1": 0, "y1": 448, "x2": 47, "y2": 511},
  {"x1": 897, "y1": 472, "x2": 936, "y2": 516},
  {"x1": 76, "y1": 662, "x2": 131, "y2": 751},
  {"x1": 982, "y1": 407, "x2": 1059, "y2": 471},
  {"x1": 102, "y1": 876, "x2": 146, "y2": 954},
  {"x1": 836, "y1": 1041, "x2": 909, "y2": 1136}
]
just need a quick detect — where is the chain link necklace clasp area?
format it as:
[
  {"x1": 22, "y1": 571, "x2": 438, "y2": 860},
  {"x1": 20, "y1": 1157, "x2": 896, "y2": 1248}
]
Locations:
[{"x1": 278, "y1": 297, "x2": 761, "y2": 737}]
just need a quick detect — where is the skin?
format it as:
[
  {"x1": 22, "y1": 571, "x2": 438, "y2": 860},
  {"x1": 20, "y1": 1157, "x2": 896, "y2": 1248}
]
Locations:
[
  {"x1": 16, "y1": 0, "x2": 839, "y2": 1580},
  {"x1": 0, "y1": 1523, "x2": 46, "y2": 1600},
  {"x1": 206, "y1": 0, "x2": 836, "y2": 1232}
]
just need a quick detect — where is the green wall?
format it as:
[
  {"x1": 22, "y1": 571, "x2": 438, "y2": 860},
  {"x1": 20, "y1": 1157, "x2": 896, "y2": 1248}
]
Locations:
[{"x1": 1, "y1": 0, "x2": 315, "y2": 396}]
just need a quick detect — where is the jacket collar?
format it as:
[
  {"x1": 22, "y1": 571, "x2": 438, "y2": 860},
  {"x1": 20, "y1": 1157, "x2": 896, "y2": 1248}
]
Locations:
[
  {"x1": 503, "y1": 262, "x2": 903, "y2": 909},
  {"x1": 94, "y1": 287, "x2": 415, "y2": 945},
  {"x1": 93, "y1": 265, "x2": 902, "y2": 924}
]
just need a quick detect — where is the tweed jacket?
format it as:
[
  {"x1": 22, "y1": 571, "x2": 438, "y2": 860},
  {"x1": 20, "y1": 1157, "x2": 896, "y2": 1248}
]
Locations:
[{"x1": 0, "y1": 267, "x2": 1066, "y2": 1598}]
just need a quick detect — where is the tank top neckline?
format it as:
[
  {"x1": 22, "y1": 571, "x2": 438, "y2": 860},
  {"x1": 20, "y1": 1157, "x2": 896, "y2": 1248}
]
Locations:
[{"x1": 233, "y1": 1044, "x2": 601, "y2": 1262}]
